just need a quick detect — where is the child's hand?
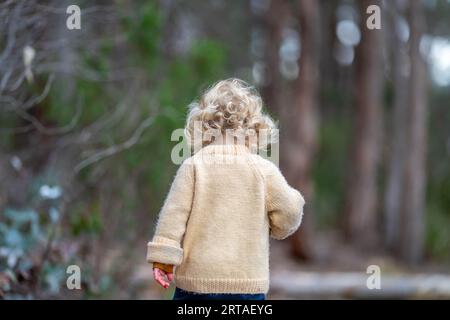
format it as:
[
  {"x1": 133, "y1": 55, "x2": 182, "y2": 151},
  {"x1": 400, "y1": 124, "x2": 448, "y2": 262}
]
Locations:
[{"x1": 153, "y1": 267, "x2": 174, "y2": 289}]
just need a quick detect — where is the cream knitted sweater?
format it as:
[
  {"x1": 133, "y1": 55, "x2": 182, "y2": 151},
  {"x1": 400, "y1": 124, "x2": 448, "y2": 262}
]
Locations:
[{"x1": 146, "y1": 144, "x2": 305, "y2": 294}]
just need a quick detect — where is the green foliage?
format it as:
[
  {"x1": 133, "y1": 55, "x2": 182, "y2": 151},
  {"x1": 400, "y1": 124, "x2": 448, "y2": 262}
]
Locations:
[
  {"x1": 0, "y1": 208, "x2": 54, "y2": 298},
  {"x1": 123, "y1": 2, "x2": 162, "y2": 71},
  {"x1": 0, "y1": 209, "x2": 42, "y2": 258},
  {"x1": 425, "y1": 87, "x2": 450, "y2": 260},
  {"x1": 41, "y1": 264, "x2": 66, "y2": 295},
  {"x1": 313, "y1": 116, "x2": 351, "y2": 228},
  {"x1": 321, "y1": 85, "x2": 351, "y2": 109},
  {"x1": 426, "y1": 175, "x2": 450, "y2": 261},
  {"x1": 426, "y1": 203, "x2": 450, "y2": 261},
  {"x1": 159, "y1": 40, "x2": 227, "y2": 111},
  {"x1": 191, "y1": 40, "x2": 227, "y2": 82},
  {"x1": 70, "y1": 209, "x2": 103, "y2": 237}
]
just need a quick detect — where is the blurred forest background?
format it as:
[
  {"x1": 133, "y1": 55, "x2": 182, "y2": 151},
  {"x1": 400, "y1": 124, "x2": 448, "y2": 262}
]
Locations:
[{"x1": 0, "y1": 0, "x2": 449, "y2": 299}]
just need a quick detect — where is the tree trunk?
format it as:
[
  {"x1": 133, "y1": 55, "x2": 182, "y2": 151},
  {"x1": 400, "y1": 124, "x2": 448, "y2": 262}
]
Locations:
[
  {"x1": 383, "y1": 1, "x2": 409, "y2": 251},
  {"x1": 400, "y1": 0, "x2": 427, "y2": 264},
  {"x1": 262, "y1": 0, "x2": 288, "y2": 114},
  {"x1": 286, "y1": 0, "x2": 319, "y2": 260},
  {"x1": 343, "y1": 0, "x2": 382, "y2": 247}
]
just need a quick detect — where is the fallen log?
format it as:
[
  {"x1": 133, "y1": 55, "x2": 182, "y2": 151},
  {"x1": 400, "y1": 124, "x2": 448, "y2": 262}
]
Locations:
[{"x1": 270, "y1": 271, "x2": 450, "y2": 299}]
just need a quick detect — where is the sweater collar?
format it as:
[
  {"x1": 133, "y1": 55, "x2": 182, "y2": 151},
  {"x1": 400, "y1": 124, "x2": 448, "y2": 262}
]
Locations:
[{"x1": 200, "y1": 143, "x2": 251, "y2": 155}]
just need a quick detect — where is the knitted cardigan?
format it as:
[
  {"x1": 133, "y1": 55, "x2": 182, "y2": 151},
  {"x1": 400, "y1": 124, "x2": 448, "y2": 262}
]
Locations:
[{"x1": 146, "y1": 144, "x2": 305, "y2": 294}]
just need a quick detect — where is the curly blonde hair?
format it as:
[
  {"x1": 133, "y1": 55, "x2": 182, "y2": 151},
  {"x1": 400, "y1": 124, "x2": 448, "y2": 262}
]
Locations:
[{"x1": 185, "y1": 78, "x2": 277, "y2": 151}]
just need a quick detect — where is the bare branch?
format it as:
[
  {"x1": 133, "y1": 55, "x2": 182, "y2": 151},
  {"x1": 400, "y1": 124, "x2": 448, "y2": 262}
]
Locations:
[
  {"x1": 13, "y1": 96, "x2": 83, "y2": 135},
  {"x1": 1, "y1": 74, "x2": 54, "y2": 112},
  {"x1": 0, "y1": 1, "x2": 23, "y2": 65},
  {"x1": 73, "y1": 116, "x2": 155, "y2": 173}
]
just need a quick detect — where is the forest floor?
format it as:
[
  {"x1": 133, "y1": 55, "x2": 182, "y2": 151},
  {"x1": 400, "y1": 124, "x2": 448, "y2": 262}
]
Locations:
[{"x1": 131, "y1": 232, "x2": 450, "y2": 300}]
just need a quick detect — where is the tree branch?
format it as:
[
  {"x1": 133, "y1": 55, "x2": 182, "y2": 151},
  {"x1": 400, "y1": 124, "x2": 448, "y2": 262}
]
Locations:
[{"x1": 73, "y1": 116, "x2": 155, "y2": 173}]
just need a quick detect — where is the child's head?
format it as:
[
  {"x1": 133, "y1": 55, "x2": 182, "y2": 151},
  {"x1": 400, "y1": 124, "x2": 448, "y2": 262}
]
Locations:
[{"x1": 185, "y1": 78, "x2": 277, "y2": 151}]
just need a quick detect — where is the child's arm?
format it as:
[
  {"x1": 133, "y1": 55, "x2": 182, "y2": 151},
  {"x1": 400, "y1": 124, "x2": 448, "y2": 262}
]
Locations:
[
  {"x1": 266, "y1": 164, "x2": 305, "y2": 240},
  {"x1": 147, "y1": 160, "x2": 194, "y2": 267}
]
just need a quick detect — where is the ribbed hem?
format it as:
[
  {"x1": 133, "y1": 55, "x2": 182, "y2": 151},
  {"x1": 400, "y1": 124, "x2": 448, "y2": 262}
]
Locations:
[{"x1": 175, "y1": 275, "x2": 269, "y2": 294}]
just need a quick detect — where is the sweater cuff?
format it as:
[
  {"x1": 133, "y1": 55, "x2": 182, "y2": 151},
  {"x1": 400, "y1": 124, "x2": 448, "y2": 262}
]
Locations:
[{"x1": 146, "y1": 237, "x2": 183, "y2": 266}]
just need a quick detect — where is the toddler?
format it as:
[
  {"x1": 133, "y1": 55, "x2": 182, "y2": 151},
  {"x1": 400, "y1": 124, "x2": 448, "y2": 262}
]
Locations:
[{"x1": 146, "y1": 78, "x2": 305, "y2": 300}]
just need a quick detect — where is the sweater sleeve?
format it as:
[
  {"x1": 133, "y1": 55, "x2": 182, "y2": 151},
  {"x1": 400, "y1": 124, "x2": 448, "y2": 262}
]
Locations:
[
  {"x1": 146, "y1": 160, "x2": 194, "y2": 266},
  {"x1": 265, "y1": 162, "x2": 305, "y2": 240}
]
